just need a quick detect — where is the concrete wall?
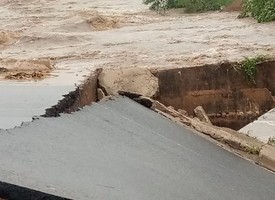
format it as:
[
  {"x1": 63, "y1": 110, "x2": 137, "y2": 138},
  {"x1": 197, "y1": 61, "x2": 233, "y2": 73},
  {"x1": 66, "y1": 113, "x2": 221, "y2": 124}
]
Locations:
[{"x1": 154, "y1": 61, "x2": 275, "y2": 129}]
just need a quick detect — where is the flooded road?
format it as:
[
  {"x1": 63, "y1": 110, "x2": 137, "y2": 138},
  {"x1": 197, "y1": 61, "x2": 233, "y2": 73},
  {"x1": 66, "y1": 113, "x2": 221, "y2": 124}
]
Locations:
[{"x1": 0, "y1": 0, "x2": 275, "y2": 128}]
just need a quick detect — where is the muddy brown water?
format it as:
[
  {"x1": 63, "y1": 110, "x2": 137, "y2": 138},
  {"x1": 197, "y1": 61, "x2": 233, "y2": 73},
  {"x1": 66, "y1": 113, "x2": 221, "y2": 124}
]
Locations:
[{"x1": 1, "y1": 0, "x2": 275, "y2": 74}]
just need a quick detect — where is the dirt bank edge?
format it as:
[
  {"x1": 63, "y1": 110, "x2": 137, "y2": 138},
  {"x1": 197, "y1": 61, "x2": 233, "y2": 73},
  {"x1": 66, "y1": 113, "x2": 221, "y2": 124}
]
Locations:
[
  {"x1": 43, "y1": 68, "x2": 102, "y2": 117},
  {"x1": 97, "y1": 63, "x2": 275, "y2": 172},
  {"x1": 41, "y1": 64, "x2": 275, "y2": 172},
  {"x1": 98, "y1": 67, "x2": 158, "y2": 98}
]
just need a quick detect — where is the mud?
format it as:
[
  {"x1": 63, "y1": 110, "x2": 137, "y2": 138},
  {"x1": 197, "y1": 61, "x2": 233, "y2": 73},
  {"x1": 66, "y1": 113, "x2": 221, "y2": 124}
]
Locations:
[{"x1": 98, "y1": 67, "x2": 158, "y2": 98}]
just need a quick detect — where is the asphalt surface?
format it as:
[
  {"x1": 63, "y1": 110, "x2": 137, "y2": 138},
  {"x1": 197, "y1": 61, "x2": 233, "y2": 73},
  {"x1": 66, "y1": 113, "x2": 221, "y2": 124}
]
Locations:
[
  {"x1": 0, "y1": 97, "x2": 274, "y2": 200},
  {"x1": 0, "y1": 61, "x2": 91, "y2": 130},
  {"x1": 0, "y1": 83, "x2": 73, "y2": 129}
]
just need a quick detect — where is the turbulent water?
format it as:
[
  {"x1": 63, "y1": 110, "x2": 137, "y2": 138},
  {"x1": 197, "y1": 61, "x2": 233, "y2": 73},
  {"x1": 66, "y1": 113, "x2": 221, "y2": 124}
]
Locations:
[{"x1": 0, "y1": 0, "x2": 274, "y2": 73}]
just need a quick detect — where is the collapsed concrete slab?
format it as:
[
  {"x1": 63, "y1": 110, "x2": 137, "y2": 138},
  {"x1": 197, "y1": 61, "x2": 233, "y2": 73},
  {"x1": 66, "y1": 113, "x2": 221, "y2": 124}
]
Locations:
[
  {"x1": 0, "y1": 97, "x2": 275, "y2": 200},
  {"x1": 259, "y1": 145, "x2": 275, "y2": 172},
  {"x1": 194, "y1": 106, "x2": 212, "y2": 125},
  {"x1": 240, "y1": 108, "x2": 275, "y2": 143}
]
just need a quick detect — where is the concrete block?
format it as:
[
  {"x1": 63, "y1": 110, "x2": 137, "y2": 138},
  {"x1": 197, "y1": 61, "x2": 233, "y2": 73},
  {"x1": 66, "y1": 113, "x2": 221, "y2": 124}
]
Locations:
[{"x1": 259, "y1": 145, "x2": 275, "y2": 172}]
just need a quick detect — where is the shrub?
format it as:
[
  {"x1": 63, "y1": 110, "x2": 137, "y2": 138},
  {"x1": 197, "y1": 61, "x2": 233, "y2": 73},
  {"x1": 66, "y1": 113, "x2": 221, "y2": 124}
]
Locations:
[
  {"x1": 239, "y1": 0, "x2": 275, "y2": 22},
  {"x1": 177, "y1": 0, "x2": 233, "y2": 13},
  {"x1": 240, "y1": 55, "x2": 265, "y2": 84},
  {"x1": 143, "y1": 0, "x2": 179, "y2": 10},
  {"x1": 143, "y1": 0, "x2": 233, "y2": 13}
]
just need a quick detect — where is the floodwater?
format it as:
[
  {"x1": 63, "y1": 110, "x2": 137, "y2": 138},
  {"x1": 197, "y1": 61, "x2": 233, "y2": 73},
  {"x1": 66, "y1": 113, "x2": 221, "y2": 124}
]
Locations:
[
  {"x1": 0, "y1": 0, "x2": 275, "y2": 128},
  {"x1": 1, "y1": 0, "x2": 275, "y2": 68}
]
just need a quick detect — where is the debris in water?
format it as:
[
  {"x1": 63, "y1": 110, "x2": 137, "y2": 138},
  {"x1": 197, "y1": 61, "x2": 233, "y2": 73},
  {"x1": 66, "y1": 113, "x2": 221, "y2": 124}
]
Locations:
[
  {"x1": 0, "y1": 67, "x2": 8, "y2": 73},
  {"x1": 5, "y1": 71, "x2": 46, "y2": 80}
]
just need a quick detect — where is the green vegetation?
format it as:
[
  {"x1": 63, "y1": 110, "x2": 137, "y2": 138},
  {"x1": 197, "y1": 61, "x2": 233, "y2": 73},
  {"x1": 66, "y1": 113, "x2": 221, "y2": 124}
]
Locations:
[
  {"x1": 240, "y1": 56, "x2": 265, "y2": 84},
  {"x1": 143, "y1": 0, "x2": 179, "y2": 11},
  {"x1": 144, "y1": 0, "x2": 275, "y2": 23},
  {"x1": 245, "y1": 145, "x2": 261, "y2": 154},
  {"x1": 239, "y1": 0, "x2": 275, "y2": 22},
  {"x1": 143, "y1": 0, "x2": 233, "y2": 13},
  {"x1": 177, "y1": 0, "x2": 233, "y2": 13}
]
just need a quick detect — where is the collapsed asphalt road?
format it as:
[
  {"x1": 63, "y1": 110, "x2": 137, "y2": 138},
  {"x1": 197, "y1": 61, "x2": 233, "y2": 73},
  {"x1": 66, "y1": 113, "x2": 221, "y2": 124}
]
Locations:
[
  {"x1": 0, "y1": 97, "x2": 274, "y2": 200},
  {"x1": 0, "y1": 83, "x2": 74, "y2": 129}
]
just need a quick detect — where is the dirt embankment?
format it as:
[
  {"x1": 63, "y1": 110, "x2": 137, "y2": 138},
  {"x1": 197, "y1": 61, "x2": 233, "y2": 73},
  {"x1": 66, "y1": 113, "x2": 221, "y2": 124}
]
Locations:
[
  {"x1": 98, "y1": 68, "x2": 159, "y2": 98},
  {"x1": 97, "y1": 60, "x2": 275, "y2": 130}
]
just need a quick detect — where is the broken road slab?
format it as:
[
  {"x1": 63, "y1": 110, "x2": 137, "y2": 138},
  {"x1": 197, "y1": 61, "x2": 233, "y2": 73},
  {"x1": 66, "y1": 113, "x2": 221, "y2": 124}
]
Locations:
[
  {"x1": 259, "y1": 145, "x2": 275, "y2": 172},
  {"x1": 0, "y1": 97, "x2": 275, "y2": 200},
  {"x1": 0, "y1": 83, "x2": 73, "y2": 129},
  {"x1": 240, "y1": 108, "x2": 275, "y2": 143}
]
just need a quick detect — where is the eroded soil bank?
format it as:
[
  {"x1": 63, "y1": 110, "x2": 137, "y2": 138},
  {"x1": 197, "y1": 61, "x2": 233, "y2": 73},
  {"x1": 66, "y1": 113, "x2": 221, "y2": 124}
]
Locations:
[
  {"x1": 48, "y1": 60, "x2": 275, "y2": 131},
  {"x1": 43, "y1": 69, "x2": 101, "y2": 117},
  {"x1": 154, "y1": 60, "x2": 275, "y2": 130},
  {"x1": 91, "y1": 60, "x2": 275, "y2": 131}
]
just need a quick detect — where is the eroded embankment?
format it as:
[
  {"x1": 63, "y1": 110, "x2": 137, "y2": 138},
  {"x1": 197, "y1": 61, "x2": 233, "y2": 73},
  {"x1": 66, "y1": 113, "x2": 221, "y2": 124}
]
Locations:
[
  {"x1": 46, "y1": 60, "x2": 275, "y2": 131},
  {"x1": 43, "y1": 68, "x2": 102, "y2": 117},
  {"x1": 153, "y1": 61, "x2": 275, "y2": 130},
  {"x1": 4, "y1": 59, "x2": 272, "y2": 175}
]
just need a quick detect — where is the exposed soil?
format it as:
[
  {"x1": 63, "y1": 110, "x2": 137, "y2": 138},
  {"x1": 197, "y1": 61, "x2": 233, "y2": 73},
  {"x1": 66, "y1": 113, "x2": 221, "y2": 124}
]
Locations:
[
  {"x1": 154, "y1": 60, "x2": 275, "y2": 130},
  {"x1": 98, "y1": 67, "x2": 158, "y2": 98},
  {"x1": 43, "y1": 69, "x2": 101, "y2": 117}
]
